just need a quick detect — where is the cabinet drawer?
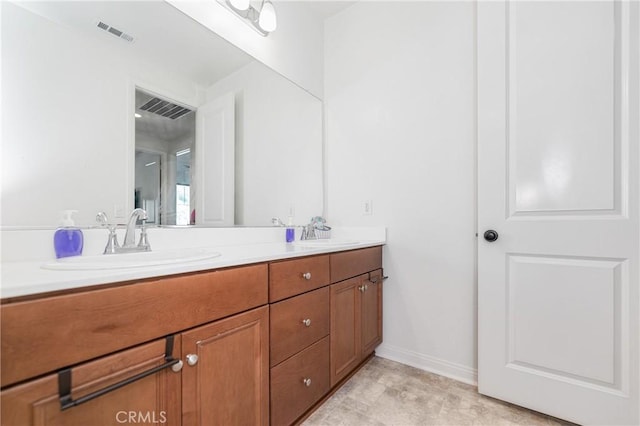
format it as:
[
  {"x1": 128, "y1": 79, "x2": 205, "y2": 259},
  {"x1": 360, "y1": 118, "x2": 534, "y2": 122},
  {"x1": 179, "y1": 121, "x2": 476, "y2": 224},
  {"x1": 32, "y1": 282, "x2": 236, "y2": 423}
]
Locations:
[
  {"x1": 269, "y1": 255, "x2": 330, "y2": 302},
  {"x1": 1, "y1": 264, "x2": 268, "y2": 387},
  {"x1": 330, "y1": 246, "x2": 382, "y2": 283},
  {"x1": 270, "y1": 287, "x2": 329, "y2": 367},
  {"x1": 1, "y1": 337, "x2": 181, "y2": 426},
  {"x1": 270, "y1": 336, "x2": 330, "y2": 426}
]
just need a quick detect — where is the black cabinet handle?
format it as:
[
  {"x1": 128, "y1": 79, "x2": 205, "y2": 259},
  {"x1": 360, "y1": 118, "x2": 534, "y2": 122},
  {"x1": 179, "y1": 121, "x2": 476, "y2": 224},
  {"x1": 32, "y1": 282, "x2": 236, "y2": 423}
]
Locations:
[{"x1": 59, "y1": 335, "x2": 179, "y2": 411}]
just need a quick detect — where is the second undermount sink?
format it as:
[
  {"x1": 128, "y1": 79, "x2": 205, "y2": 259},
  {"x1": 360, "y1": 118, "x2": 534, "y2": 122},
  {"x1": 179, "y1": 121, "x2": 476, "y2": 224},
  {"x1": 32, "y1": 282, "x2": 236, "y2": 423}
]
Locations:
[
  {"x1": 42, "y1": 247, "x2": 222, "y2": 271},
  {"x1": 294, "y1": 239, "x2": 359, "y2": 248}
]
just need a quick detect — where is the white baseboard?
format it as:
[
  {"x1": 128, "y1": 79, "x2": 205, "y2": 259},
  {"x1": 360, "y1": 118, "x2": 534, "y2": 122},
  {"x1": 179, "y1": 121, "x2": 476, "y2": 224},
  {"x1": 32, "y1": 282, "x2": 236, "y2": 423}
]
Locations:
[{"x1": 375, "y1": 344, "x2": 478, "y2": 386}]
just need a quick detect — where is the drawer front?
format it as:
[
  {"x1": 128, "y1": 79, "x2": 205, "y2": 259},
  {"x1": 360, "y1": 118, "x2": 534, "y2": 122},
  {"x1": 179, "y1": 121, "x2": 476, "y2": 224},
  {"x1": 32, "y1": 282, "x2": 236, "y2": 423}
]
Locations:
[
  {"x1": 330, "y1": 246, "x2": 382, "y2": 283},
  {"x1": 270, "y1": 287, "x2": 329, "y2": 367},
  {"x1": 1, "y1": 264, "x2": 268, "y2": 388},
  {"x1": 1, "y1": 337, "x2": 182, "y2": 426},
  {"x1": 269, "y1": 255, "x2": 330, "y2": 302},
  {"x1": 270, "y1": 336, "x2": 330, "y2": 426}
]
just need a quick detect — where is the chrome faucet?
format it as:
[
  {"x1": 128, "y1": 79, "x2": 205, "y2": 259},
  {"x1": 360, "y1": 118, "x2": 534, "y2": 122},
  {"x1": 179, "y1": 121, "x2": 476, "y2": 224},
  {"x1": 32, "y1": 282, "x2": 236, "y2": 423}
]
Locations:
[
  {"x1": 300, "y1": 216, "x2": 331, "y2": 240},
  {"x1": 96, "y1": 209, "x2": 151, "y2": 254},
  {"x1": 123, "y1": 208, "x2": 149, "y2": 249},
  {"x1": 300, "y1": 223, "x2": 317, "y2": 240}
]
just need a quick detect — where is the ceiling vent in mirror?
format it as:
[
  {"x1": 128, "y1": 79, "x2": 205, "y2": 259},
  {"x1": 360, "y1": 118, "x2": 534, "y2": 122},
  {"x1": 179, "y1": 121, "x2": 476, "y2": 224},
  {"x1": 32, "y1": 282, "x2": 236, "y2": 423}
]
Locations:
[
  {"x1": 96, "y1": 21, "x2": 134, "y2": 43},
  {"x1": 139, "y1": 98, "x2": 193, "y2": 120}
]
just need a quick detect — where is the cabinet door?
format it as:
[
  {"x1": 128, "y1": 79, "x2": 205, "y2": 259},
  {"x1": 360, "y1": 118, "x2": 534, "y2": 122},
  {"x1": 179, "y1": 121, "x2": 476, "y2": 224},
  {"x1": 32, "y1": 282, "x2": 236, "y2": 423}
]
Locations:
[
  {"x1": 1, "y1": 338, "x2": 181, "y2": 426},
  {"x1": 182, "y1": 306, "x2": 269, "y2": 426},
  {"x1": 361, "y1": 269, "x2": 383, "y2": 357},
  {"x1": 329, "y1": 276, "x2": 362, "y2": 387}
]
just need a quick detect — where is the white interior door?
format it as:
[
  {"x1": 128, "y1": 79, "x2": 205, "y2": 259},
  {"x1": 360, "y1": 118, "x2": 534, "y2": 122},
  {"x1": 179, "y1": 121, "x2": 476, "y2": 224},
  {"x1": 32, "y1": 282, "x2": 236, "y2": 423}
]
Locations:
[
  {"x1": 195, "y1": 92, "x2": 235, "y2": 226},
  {"x1": 477, "y1": 1, "x2": 639, "y2": 424}
]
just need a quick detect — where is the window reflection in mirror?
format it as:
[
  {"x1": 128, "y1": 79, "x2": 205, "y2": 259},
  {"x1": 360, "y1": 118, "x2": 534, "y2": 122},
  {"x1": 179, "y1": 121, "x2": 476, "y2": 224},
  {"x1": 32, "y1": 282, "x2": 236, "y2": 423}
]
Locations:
[{"x1": 134, "y1": 88, "x2": 196, "y2": 225}]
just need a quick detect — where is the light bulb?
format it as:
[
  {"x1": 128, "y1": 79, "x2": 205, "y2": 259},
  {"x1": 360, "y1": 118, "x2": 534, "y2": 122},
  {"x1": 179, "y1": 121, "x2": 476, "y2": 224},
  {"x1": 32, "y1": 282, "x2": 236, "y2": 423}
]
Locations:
[
  {"x1": 229, "y1": 0, "x2": 250, "y2": 11},
  {"x1": 258, "y1": 0, "x2": 277, "y2": 32}
]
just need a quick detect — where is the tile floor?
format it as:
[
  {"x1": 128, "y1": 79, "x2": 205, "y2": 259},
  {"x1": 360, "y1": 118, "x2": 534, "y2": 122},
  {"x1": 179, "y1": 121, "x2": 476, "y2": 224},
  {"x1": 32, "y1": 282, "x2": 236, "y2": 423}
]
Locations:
[{"x1": 303, "y1": 357, "x2": 572, "y2": 426}]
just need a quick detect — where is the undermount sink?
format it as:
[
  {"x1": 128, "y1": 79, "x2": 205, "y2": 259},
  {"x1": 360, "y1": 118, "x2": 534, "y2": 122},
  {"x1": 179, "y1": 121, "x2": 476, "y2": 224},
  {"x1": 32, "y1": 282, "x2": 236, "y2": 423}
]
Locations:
[
  {"x1": 294, "y1": 239, "x2": 359, "y2": 248},
  {"x1": 42, "y1": 247, "x2": 222, "y2": 271}
]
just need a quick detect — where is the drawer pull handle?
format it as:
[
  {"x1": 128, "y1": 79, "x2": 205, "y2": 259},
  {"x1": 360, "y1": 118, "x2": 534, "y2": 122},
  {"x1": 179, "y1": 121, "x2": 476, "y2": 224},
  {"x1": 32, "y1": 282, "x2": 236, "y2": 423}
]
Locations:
[
  {"x1": 302, "y1": 318, "x2": 311, "y2": 327},
  {"x1": 303, "y1": 378, "x2": 312, "y2": 387},
  {"x1": 186, "y1": 354, "x2": 199, "y2": 366},
  {"x1": 58, "y1": 335, "x2": 179, "y2": 411},
  {"x1": 302, "y1": 272, "x2": 312, "y2": 280},
  {"x1": 358, "y1": 285, "x2": 365, "y2": 292}
]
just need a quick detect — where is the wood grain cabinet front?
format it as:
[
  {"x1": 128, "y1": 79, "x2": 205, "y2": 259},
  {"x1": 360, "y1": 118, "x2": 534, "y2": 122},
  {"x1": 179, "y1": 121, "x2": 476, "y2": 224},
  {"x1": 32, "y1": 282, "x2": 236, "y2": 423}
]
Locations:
[
  {"x1": 1, "y1": 337, "x2": 182, "y2": 426},
  {"x1": 0, "y1": 264, "x2": 268, "y2": 388},
  {"x1": 269, "y1": 255, "x2": 330, "y2": 302},
  {"x1": 182, "y1": 306, "x2": 269, "y2": 426},
  {"x1": 270, "y1": 337, "x2": 330, "y2": 426},
  {"x1": 330, "y1": 269, "x2": 383, "y2": 387},
  {"x1": 270, "y1": 287, "x2": 330, "y2": 367}
]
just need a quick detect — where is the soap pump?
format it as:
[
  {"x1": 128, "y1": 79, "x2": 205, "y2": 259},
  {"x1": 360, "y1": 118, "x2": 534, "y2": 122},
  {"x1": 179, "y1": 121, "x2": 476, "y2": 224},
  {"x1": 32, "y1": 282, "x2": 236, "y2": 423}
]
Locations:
[
  {"x1": 53, "y1": 210, "x2": 84, "y2": 258},
  {"x1": 285, "y1": 216, "x2": 295, "y2": 243}
]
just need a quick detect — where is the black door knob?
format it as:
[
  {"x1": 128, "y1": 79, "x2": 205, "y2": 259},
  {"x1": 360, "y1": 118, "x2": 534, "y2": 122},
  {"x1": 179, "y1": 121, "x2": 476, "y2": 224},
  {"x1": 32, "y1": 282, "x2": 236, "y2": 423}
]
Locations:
[{"x1": 483, "y1": 230, "x2": 499, "y2": 242}]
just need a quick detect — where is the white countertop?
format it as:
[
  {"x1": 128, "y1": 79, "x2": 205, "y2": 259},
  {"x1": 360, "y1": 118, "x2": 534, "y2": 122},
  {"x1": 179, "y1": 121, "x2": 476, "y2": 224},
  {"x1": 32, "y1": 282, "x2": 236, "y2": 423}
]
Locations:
[{"x1": 0, "y1": 227, "x2": 386, "y2": 299}]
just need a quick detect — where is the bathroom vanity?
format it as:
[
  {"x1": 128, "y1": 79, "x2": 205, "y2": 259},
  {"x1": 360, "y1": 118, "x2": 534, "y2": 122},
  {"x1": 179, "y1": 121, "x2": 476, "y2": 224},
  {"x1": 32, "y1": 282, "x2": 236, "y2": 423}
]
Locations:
[{"x1": 0, "y1": 242, "x2": 383, "y2": 426}]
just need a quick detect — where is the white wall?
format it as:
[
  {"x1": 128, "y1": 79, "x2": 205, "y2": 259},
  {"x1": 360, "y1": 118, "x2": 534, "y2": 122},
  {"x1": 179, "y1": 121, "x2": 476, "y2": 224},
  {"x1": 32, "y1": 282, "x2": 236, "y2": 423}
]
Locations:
[
  {"x1": 166, "y1": 0, "x2": 324, "y2": 99},
  {"x1": 325, "y1": 2, "x2": 478, "y2": 382},
  {"x1": 1, "y1": 2, "x2": 201, "y2": 227},
  {"x1": 206, "y1": 61, "x2": 323, "y2": 226}
]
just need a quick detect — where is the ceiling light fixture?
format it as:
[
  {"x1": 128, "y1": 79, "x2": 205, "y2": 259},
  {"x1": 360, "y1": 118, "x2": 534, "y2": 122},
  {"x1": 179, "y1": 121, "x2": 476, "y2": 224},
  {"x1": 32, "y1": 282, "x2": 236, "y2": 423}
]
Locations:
[{"x1": 218, "y1": 0, "x2": 277, "y2": 36}]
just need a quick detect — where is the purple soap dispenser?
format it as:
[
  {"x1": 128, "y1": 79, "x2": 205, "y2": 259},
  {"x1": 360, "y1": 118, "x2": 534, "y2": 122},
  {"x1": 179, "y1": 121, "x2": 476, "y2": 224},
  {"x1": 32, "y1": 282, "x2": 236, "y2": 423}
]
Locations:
[{"x1": 53, "y1": 210, "x2": 84, "y2": 258}]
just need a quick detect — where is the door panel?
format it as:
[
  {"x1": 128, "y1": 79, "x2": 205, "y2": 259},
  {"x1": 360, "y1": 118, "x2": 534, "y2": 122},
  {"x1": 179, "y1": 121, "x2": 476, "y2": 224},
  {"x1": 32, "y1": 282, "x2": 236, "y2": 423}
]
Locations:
[
  {"x1": 361, "y1": 270, "x2": 383, "y2": 357},
  {"x1": 477, "y1": 1, "x2": 639, "y2": 424},
  {"x1": 181, "y1": 306, "x2": 269, "y2": 426},
  {"x1": 508, "y1": 255, "x2": 623, "y2": 386},
  {"x1": 509, "y1": 2, "x2": 616, "y2": 214},
  {"x1": 330, "y1": 276, "x2": 361, "y2": 387}
]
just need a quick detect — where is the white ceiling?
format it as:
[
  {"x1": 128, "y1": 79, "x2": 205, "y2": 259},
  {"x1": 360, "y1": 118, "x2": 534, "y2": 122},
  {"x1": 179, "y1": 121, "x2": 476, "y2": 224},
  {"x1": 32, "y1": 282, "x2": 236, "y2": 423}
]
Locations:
[{"x1": 300, "y1": 1, "x2": 358, "y2": 19}]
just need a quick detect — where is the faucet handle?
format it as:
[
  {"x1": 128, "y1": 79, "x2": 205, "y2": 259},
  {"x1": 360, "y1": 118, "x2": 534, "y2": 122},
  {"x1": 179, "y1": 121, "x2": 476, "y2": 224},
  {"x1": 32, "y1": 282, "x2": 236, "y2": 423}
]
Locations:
[
  {"x1": 137, "y1": 219, "x2": 151, "y2": 251},
  {"x1": 96, "y1": 211, "x2": 109, "y2": 227},
  {"x1": 103, "y1": 224, "x2": 120, "y2": 254}
]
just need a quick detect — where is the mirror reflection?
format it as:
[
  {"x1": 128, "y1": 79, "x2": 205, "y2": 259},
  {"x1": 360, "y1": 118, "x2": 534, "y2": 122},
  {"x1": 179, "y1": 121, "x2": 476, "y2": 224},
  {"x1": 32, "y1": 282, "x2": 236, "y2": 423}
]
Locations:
[
  {"x1": 1, "y1": 1, "x2": 323, "y2": 228},
  {"x1": 134, "y1": 89, "x2": 196, "y2": 226}
]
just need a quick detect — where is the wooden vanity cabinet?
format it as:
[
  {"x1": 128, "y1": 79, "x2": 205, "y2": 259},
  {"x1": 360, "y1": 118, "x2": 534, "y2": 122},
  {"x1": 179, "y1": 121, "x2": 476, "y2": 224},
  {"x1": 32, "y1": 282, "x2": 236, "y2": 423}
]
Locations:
[
  {"x1": 0, "y1": 246, "x2": 383, "y2": 426},
  {"x1": 0, "y1": 264, "x2": 269, "y2": 426}
]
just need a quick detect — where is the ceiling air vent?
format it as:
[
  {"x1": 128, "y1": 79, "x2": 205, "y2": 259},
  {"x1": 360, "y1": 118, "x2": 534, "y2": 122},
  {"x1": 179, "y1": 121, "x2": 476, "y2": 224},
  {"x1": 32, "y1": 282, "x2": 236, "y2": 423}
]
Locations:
[
  {"x1": 96, "y1": 21, "x2": 134, "y2": 43},
  {"x1": 139, "y1": 98, "x2": 193, "y2": 120}
]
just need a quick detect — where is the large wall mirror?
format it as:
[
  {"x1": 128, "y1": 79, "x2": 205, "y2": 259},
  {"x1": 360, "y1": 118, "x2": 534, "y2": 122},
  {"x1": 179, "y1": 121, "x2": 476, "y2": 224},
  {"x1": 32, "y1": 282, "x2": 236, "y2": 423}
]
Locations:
[{"x1": 1, "y1": 0, "x2": 323, "y2": 228}]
